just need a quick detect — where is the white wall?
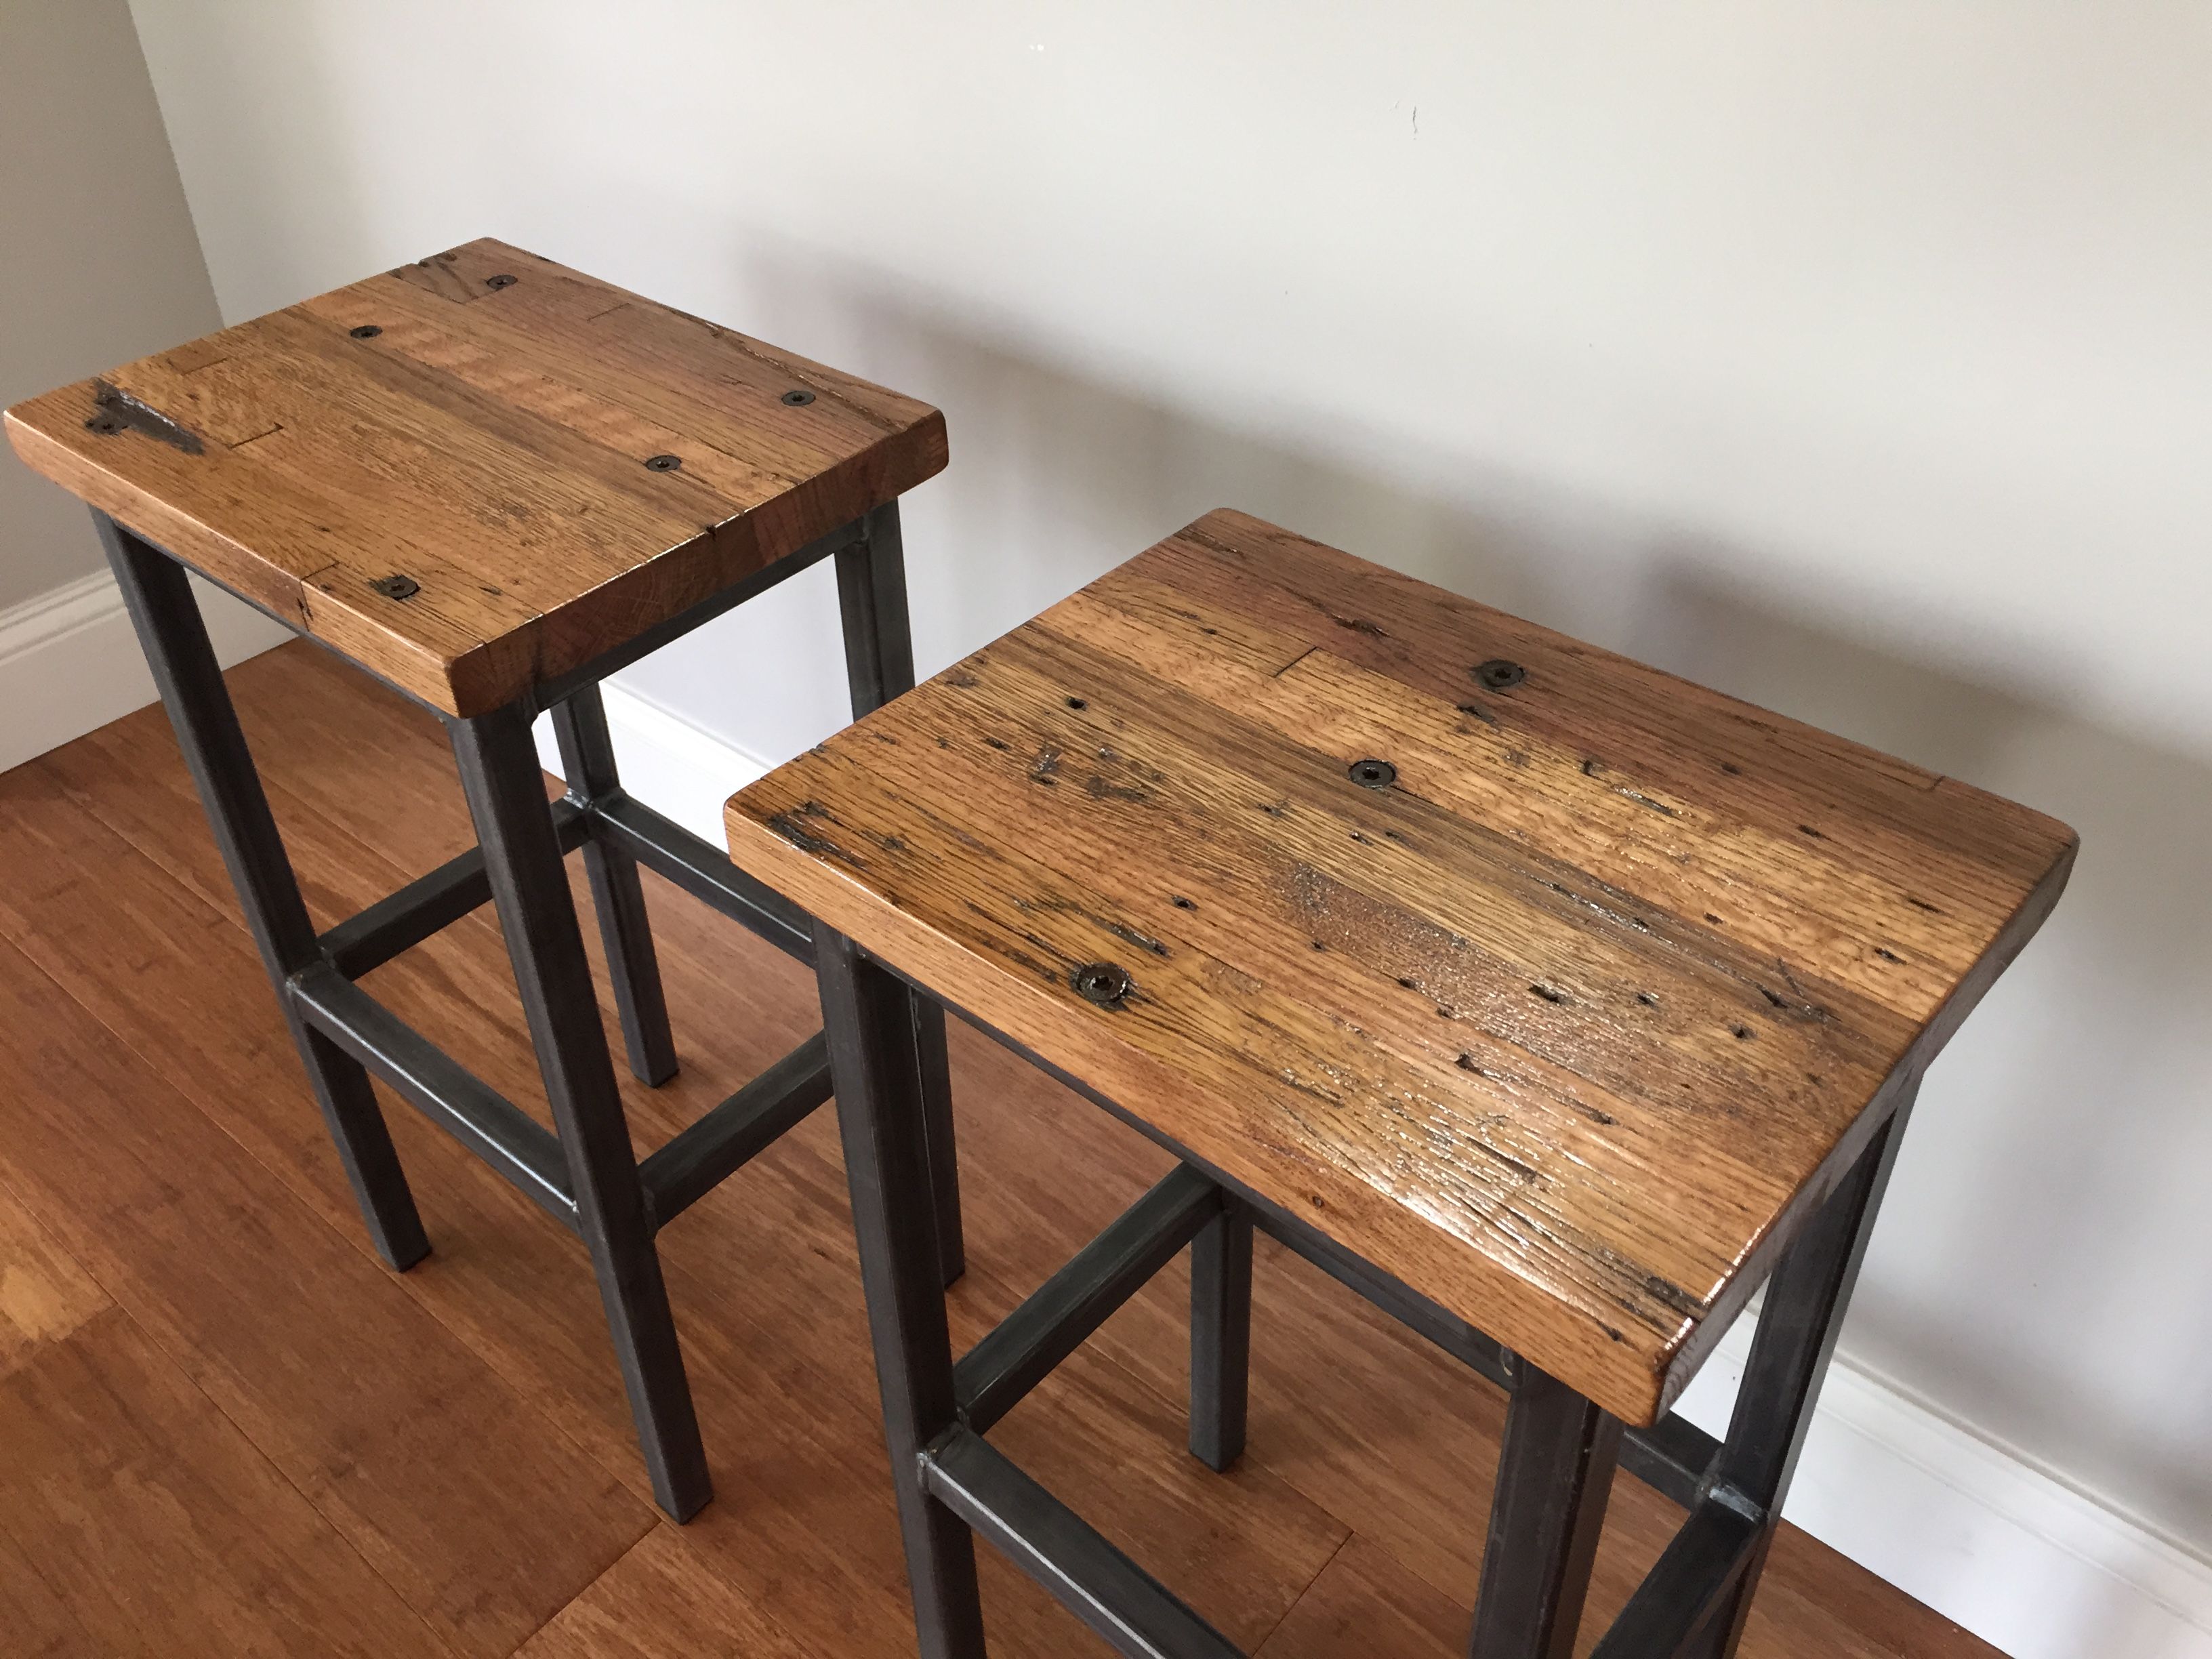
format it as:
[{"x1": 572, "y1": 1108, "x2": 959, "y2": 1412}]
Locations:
[
  {"x1": 0, "y1": 0, "x2": 224, "y2": 607},
  {"x1": 121, "y1": 0, "x2": 2212, "y2": 1624},
  {"x1": 0, "y1": 0, "x2": 290, "y2": 769}
]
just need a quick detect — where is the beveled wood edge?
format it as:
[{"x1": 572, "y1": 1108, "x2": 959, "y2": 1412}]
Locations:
[
  {"x1": 724, "y1": 699, "x2": 2079, "y2": 1429},
  {"x1": 1652, "y1": 832, "x2": 2078, "y2": 1416}
]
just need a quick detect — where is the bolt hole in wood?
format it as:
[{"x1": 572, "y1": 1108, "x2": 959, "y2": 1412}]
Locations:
[
  {"x1": 485, "y1": 273, "x2": 518, "y2": 289},
  {"x1": 644, "y1": 454, "x2": 682, "y2": 472},
  {"x1": 370, "y1": 575, "x2": 420, "y2": 600},
  {"x1": 1066, "y1": 697, "x2": 1088, "y2": 710},
  {"x1": 1071, "y1": 962, "x2": 1132, "y2": 1007},
  {"x1": 1349, "y1": 758, "x2": 1397, "y2": 789},
  {"x1": 781, "y1": 388, "x2": 816, "y2": 406},
  {"x1": 349, "y1": 324, "x2": 382, "y2": 340},
  {"x1": 1473, "y1": 658, "x2": 1526, "y2": 690}
]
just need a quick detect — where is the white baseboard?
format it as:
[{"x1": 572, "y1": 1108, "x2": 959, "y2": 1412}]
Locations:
[
  {"x1": 546, "y1": 677, "x2": 2212, "y2": 1659},
  {"x1": 0, "y1": 569, "x2": 293, "y2": 774},
  {"x1": 530, "y1": 676, "x2": 775, "y2": 845}
]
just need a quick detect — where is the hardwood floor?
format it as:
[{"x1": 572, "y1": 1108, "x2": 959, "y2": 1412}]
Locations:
[{"x1": 0, "y1": 641, "x2": 2004, "y2": 1658}]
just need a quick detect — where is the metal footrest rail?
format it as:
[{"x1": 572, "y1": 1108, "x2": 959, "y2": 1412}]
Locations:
[
  {"x1": 294, "y1": 794, "x2": 838, "y2": 1240},
  {"x1": 921, "y1": 1427, "x2": 1242, "y2": 1659}
]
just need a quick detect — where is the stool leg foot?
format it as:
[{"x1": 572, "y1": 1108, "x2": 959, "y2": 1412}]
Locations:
[
  {"x1": 1469, "y1": 1358, "x2": 1621, "y2": 1659},
  {"x1": 837, "y1": 502, "x2": 965, "y2": 1289},
  {"x1": 549, "y1": 688, "x2": 679, "y2": 1088},
  {"x1": 817, "y1": 928, "x2": 986, "y2": 1659},
  {"x1": 96, "y1": 512, "x2": 429, "y2": 1269},
  {"x1": 455, "y1": 704, "x2": 710, "y2": 1522},
  {"x1": 1189, "y1": 1198, "x2": 1252, "y2": 1471}
]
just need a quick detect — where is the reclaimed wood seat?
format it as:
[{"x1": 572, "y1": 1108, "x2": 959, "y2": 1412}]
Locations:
[
  {"x1": 723, "y1": 509, "x2": 2076, "y2": 1657},
  {"x1": 5, "y1": 237, "x2": 947, "y2": 716},
  {"x1": 4, "y1": 240, "x2": 963, "y2": 1528}
]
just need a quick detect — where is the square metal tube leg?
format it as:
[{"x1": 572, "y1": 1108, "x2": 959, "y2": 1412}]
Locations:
[
  {"x1": 96, "y1": 513, "x2": 429, "y2": 1272},
  {"x1": 1679, "y1": 1088, "x2": 1919, "y2": 1659},
  {"x1": 1469, "y1": 1356, "x2": 1623, "y2": 1659},
  {"x1": 451, "y1": 702, "x2": 709, "y2": 1521},
  {"x1": 817, "y1": 928, "x2": 987, "y2": 1659},
  {"x1": 549, "y1": 684, "x2": 679, "y2": 1086},
  {"x1": 836, "y1": 500, "x2": 965, "y2": 1288},
  {"x1": 1189, "y1": 1198, "x2": 1253, "y2": 1471}
]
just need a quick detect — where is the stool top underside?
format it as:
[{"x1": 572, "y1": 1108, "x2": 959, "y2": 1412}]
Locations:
[
  {"x1": 3, "y1": 238, "x2": 946, "y2": 716},
  {"x1": 726, "y1": 509, "x2": 2075, "y2": 1424}
]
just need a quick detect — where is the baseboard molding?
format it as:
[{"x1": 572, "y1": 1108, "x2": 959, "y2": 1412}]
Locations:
[
  {"x1": 529, "y1": 676, "x2": 774, "y2": 846},
  {"x1": 0, "y1": 569, "x2": 294, "y2": 775},
  {"x1": 557, "y1": 676, "x2": 2212, "y2": 1659}
]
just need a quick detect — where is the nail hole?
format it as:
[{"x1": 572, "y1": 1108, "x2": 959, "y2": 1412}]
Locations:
[
  {"x1": 349, "y1": 324, "x2": 383, "y2": 340},
  {"x1": 781, "y1": 388, "x2": 816, "y2": 406},
  {"x1": 1529, "y1": 983, "x2": 1565, "y2": 1004},
  {"x1": 85, "y1": 415, "x2": 121, "y2": 434},
  {"x1": 644, "y1": 453, "x2": 682, "y2": 472},
  {"x1": 1066, "y1": 696, "x2": 1088, "y2": 710},
  {"x1": 1170, "y1": 895, "x2": 1195, "y2": 909}
]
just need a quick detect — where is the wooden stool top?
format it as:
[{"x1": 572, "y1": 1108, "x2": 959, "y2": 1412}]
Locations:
[
  {"x1": 4, "y1": 239, "x2": 945, "y2": 716},
  {"x1": 724, "y1": 510, "x2": 2074, "y2": 1424}
]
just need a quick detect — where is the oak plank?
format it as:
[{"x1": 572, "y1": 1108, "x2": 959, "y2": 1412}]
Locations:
[
  {"x1": 3, "y1": 237, "x2": 947, "y2": 715},
  {"x1": 726, "y1": 510, "x2": 2076, "y2": 1425}
]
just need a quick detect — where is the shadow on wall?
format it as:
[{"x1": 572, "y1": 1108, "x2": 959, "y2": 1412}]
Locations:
[{"x1": 654, "y1": 227, "x2": 2212, "y2": 1546}]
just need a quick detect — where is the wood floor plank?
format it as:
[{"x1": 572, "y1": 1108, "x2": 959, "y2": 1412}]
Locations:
[
  {"x1": 0, "y1": 933, "x2": 651, "y2": 1656},
  {"x1": 515, "y1": 1524, "x2": 811, "y2": 1658},
  {"x1": 0, "y1": 1174, "x2": 110, "y2": 1379},
  {"x1": 0, "y1": 1306, "x2": 449, "y2": 1658},
  {"x1": 1254, "y1": 1536, "x2": 1465, "y2": 1659}
]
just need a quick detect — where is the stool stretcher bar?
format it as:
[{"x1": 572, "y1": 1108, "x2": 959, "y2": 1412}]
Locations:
[
  {"x1": 955, "y1": 1164, "x2": 1222, "y2": 1435},
  {"x1": 920, "y1": 1427, "x2": 1242, "y2": 1659}
]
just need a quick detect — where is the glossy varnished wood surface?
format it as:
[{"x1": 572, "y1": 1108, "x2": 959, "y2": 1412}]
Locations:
[
  {"x1": 0, "y1": 642, "x2": 2004, "y2": 1656},
  {"x1": 727, "y1": 510, "x2": 2076, "y2": 1425},
  {"x1": 3, "y1": 238, "x2": 946, "y2": 714}
]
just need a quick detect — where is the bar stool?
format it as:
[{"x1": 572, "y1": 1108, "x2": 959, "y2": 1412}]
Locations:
[
  {"x1": 721, "y1": 509, "x2": 2076, "y2": 1656},
  {"x1": 1, "y1": 238, "x2": 966, "y2": 1523}
]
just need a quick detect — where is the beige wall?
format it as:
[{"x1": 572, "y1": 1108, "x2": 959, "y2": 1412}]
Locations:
[{"x1": 0, "y1": 0, "x2": 219, "y2": 609}]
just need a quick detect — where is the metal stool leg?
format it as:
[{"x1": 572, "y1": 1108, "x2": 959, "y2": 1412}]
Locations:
[
  {"x1": 836, "y1": 501, "x2": 965, "y2": 1288},
  {"x1": 549, "y1": 685, "x2": 679, "y2": 1086},
  {"x1": 1469, "y1": 1356, "x2": 1622, "y2": 1659},
  {"x1": 97, "y1": 514, "x2": 429, "y2": 1271},
  {"x1": 817, "y1": 927, "x2": 986, "y2": 1659},
  {"x1": 1189, "y1": 1197, "x2": 1253, "y2": 1471},
  {"x1": 451, "y1": 703, "x2": 709, "y2": 1521},
  {"x1": 1677, "y1": 1090, "x2": 1917, "y2": 1659}
]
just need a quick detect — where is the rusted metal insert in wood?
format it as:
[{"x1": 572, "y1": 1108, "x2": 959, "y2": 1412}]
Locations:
[
  {"x1": 3, "y1": 239, "x2": 948, "y2": 716},
  {"x1": 723, "y1": 508, "x2": 2076, "y2": 1425}
]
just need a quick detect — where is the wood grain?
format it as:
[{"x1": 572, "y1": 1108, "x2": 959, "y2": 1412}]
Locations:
[
  {"x1": 0, "y1": 1307, "x2": 450, "y2": 1658},
  {"x1": 726, "y1": 509, "x2": 2076, "y2": 1425},
  {"x1": 0, "y1": 1176, "x2": 109, "y2": 1380},
  {"x1": 0, "y1": 925, "x2": 653, "y2": 1656},
  {"x1": 2, "y1": 238, "x2": 947, "y2": 714}
]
